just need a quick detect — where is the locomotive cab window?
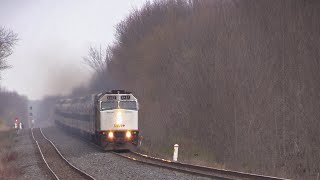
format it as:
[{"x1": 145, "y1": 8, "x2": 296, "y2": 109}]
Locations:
[
  {"x1": 101, "y1": 101, "x2": 118, "y2": 110},
  {"x1": 119, "y1": 101, "x2": 137, "y2": 110},
  {"x1": 101, "y1": 100, "x2": 138, "y2": 110}
]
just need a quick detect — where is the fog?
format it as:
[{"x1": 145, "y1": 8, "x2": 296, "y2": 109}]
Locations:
[{"x1": 0, "y1": 0, "x2": 149, "y2": 100}]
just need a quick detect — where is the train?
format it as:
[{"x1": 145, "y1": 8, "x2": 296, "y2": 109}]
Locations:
[{"x1": 54, "y1": 90, "x2": 140, "y2": 150}]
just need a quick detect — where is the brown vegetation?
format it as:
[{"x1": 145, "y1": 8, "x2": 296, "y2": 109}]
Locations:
[
  {"x1": 78, "y1": 0, "x2": 320, "y2": 179},
  {"x1": 0, "y1": 89, "x2": 28, "y2": 128},
  {"x1": 0, "y1": 130, "x2": 20, "y2": 179},
  {"x1": 0, "y1": 27, "x2": 27, "y2": 128},
  {"x1": 0, "y1": 21, "x2": 27, "y2": 180}
]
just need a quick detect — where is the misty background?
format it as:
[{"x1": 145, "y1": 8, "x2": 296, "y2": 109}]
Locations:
[
  {"x1": 1, "y1": 0, "x2": 320, "y2": 179},
  {"x1": 0, "y1": 0, "x2": 149, "y2": 100}
]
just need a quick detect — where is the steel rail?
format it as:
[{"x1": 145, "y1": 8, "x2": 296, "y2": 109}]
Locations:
[
  {"x1": 31, "y1": 128, "x2": 60, "y2": 180},
  {"x1": 115, "y1": 151, "x2": 288, "y2": 180},
  {"x1": 51, "y1": 126, "x2": 287, "y2": 180},
  {"x1": 39, "y1": 128, "x2": 96, "y2": 180},
  {"x1": 31, "y1": 128, "x2": 96, "y2": 180},
  {"x1": 111, "y1": 151, "x2": 232, "y2": 180}
]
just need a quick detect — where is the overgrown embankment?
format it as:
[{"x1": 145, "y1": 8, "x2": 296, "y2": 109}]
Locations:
[
  {"x1": 77, "y1": 0, "x2": 320, "y2": 179},
  {"x1": 0, "y1": 90, "x2": 28, "y2": 128},
  {"x1": 0, "y1": 130, "x2": 20, "y2": 178}
]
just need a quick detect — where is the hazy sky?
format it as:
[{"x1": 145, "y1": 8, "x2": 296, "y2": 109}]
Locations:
[{"x1": 0, "y1": 0, "x2": 149, "y2": 100}]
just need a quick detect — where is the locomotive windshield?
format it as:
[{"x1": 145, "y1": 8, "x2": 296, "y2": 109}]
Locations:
[
  {"x1": 119, "y1": 101, "x2": 137, "y2": 110},
  {"x1": 101, "y1": 101, "x2": 137, "y2": 110},
  {"x1": 101, "y1": 101, "x2": 118, "y2": 110}
]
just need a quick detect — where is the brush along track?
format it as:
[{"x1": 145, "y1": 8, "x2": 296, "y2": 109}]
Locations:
[
  {"x1": 112, "y1": 151, "x2": 287, "y2": 180},
  {"x1": 31, "y1": 128, "x2": 95, "y2": 180}
]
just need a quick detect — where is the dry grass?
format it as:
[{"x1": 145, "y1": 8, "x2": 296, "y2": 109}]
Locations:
[
  {"x1": 138, "y1": 137, "x2": 228, "y2": 171},
  {"x1": 0, "y1": 129, "x2": 20, "y2": 179},
  {"x1": 0, "y1": 123, "x2": 10, "y2": 132}
]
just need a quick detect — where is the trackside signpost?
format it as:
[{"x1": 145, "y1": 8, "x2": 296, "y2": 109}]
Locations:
[{"x1": 173, "y1": 144, "x2": 179, "y2": 162}]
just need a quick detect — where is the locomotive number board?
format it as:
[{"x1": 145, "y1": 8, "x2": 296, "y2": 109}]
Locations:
[
  {"x1": 107, "y1": 96, "x2": 116, "y2": 100},
  {"x1": 121, "y1": 95, "x2": 130, "y2": 100}
]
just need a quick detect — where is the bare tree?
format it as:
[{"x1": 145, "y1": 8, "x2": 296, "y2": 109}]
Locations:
[
  {"x1": 73, "y1": 0, "x2": 320, "y2": 178},
  {"x1": 0, "y1": 27, "x2": 18, "y2": 71},
  {"x1": 83, "y1": 45, "x2": 112, "y2": 73}
]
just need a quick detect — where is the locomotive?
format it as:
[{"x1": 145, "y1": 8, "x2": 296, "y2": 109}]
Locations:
[{"x1": 54, "y1": 90, "x2": 139, "y2": 150}]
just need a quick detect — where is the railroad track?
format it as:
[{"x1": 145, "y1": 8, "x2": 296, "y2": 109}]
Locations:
[
  {"x1": 31, "y1": 128, "x2": 95, "y2": 180},
  {"x1": 112, "y1": 151, "x2": 287, "y2": 180},
  {"x1": 42, "y1": 126, "x2": 286, "y2": 179}
]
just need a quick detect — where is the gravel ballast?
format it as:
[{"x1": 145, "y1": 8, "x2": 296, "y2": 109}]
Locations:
[
  {"x1": 12, "y1": 129, "x2": 51, "y2": 180},
  {"x1": 43, "y1": 126, "x2": 212, "y2": 180}
]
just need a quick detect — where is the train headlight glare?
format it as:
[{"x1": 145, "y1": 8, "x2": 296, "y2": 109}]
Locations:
[
  {"x1": 126, "y1": 131, "x2": 131, "y2": 138},
  {"x1": 108, "y1": 131, "x2": 114, "y2": 139},
  {"x1": 116, "y1": 112, "x2": 123, "y2": 123}
]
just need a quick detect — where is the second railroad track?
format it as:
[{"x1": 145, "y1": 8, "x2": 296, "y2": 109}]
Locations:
[{"x1": 31, "y1": 128, "x2": 95, "y2": 180}]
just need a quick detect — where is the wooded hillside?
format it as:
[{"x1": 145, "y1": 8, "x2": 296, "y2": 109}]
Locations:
[{"x1": 77, "y1": 0, "x2": 320, "y2": 178}]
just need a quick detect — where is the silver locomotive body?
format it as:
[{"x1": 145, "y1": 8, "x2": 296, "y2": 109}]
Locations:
[{"x1": 55, "y1": 90, "x2": 139, "y2": 150}]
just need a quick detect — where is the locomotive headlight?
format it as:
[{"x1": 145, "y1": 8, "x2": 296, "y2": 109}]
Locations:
[
  {"x1": 126, "y1": 131, "x2": 131, "y2": 138},
  {"x1": 108, "y1": 131, "x2": 114, "y2": 139}
]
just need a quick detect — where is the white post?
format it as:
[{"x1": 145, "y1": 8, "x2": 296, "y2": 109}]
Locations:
[
  {"x1": 139, "y1": 135, "x2": 143, "y2": 146},
  {"x1": 173, "y1": 144, "x2": 179, "y2": 162}
]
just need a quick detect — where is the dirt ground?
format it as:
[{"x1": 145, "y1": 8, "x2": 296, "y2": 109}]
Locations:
[
  {"x1": 0, "y1": 125, "x2": 49, "y2": 180},
  {"x1": 0, "y1": 128, "x2": 21, "y2": 179}
]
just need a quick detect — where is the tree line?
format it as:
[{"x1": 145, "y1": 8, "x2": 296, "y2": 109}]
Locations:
[
  {"x1": 59, "y1": 0, "x2": 320, "y2": 179},
  {"x1": 0, "y1": 27, "x2": 28, "y2": 128}
]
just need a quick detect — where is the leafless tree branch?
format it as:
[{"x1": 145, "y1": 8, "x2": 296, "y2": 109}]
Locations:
[
  {"x1": 0, "y1": 27, "x2": 18, "y2": 71},
  {"x1": 83, "y1": 45, "x2": 112, "y2": 73}
]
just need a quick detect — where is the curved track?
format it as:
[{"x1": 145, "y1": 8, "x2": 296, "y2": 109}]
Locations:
[
  {"x1": 42, "y1": 126, "x2": 286, "y2": 179},
  {"x1": 112, "y1": 151, "x2": 287, "y2": 180},
  {"x1": 31, "y1": 128, "x2": 96, "y2": 180}
]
